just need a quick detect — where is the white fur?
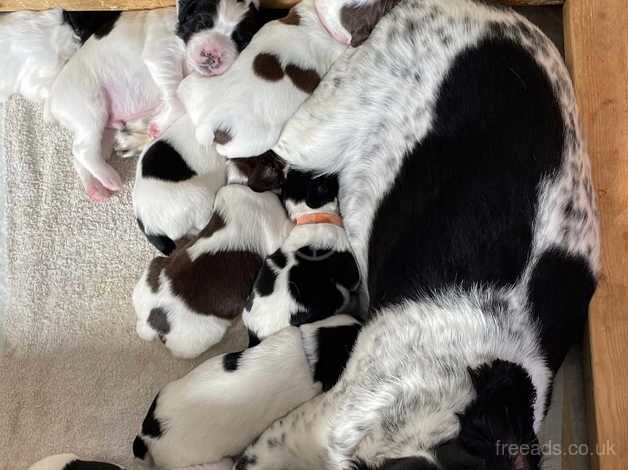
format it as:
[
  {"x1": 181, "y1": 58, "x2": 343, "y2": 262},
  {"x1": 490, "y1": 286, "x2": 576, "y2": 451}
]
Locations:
[
  {"x1": 135, "y1": 322, "x2": 325, "y2": 469},
  {"x1": 133, "y1": 185, "x2": 293, "y2": 358},
  {"x1": 133, "y1": 114, "x2": 227, "y2": 244},
  {"x1": 0, "y1": 10, "x2": 80, "y2": 103},
  {"x1": 178, "y1": 0, "x2": 347, "y2": 158}
]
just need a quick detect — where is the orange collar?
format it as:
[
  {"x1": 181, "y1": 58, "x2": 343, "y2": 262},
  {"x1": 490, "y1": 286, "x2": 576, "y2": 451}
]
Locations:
[{"x1": 295, "y1": 213, "x2": 343, "y2": 227}]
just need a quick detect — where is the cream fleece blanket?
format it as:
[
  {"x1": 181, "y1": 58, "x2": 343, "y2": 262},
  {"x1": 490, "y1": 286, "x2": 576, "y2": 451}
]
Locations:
[{"x1": 0, "y1": 96, "x2": 246, "y2": 470}]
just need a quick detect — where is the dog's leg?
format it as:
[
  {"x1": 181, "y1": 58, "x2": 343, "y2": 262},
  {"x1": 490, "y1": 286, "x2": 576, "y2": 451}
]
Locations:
[
  {"x1": 72, "y1": 125, "x2": 123, "y2": 196},
  {"x1": 73, "y1": 159, "x2": 111, "y2": 202},
  {"x1": 143, "y1": 25, "x2": 185, "y2": 138},
  {"x1": 236, "y1": 395, "x2": 332, "y2": 470}
]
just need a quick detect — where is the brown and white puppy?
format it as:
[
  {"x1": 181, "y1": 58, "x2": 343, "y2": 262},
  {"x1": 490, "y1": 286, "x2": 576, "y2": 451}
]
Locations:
[
  {"x1": 178, "y1": 0, "x2": 347, "y2": 159},
  {"x1": 133, "y1": 162, "x2": 292, "y2": 358}
]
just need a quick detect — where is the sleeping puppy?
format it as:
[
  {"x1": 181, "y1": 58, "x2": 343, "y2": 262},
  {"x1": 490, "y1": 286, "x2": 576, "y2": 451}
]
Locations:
[
  {"x1": 133, "y1": 182, "x2": 293, "y2": 358},
  {"x1": 131, "y1": 115, "x2": 227, "y2": 255},
  {"x1": 237, "y1": 0, "x2": 600, "y2": 468},
  {"x1": 243, "y1": 170, "x2": 360, "y2": 345},
  {"x1": 178, "y1": 0, "x2": 347, "y2": 158},
  {"x1": 0, "y1": 10, "x2": 117, "y2": 103},
  {"x1": 48, "y1": 1, "x2": 281, "y2": 202},
  {"x1": 132, "y1": 314, "x2": 361, "y2": 470},
  {"x1": 28, "y1": 453, "x2": 123, "y2": 470}
]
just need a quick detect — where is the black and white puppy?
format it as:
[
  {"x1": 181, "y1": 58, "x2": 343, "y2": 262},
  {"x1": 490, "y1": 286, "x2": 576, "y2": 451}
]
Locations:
[
  {"x1": 28, "y1": 453, "x2": 123, "y2": 470},
  {"x1": 132, "y1": 314, "x2": 360, "y2": 470},
  {"x1": 133, "y1": 176, "x2": 292, "y2": 358},
  {"x1": 237, "y1": 0, "x2": 600, "y2": 469},
  {"x1": 131, "y1": 114, "x2": 227, "y2": 255},
  {"x1": 178, "y1": 0, "x2": 347, "y2": 158},
  {"x1": 0, "y1": 10, "x2": 117, "y2": 103},
  {"x1": 243, "y1": 170, "x2": 360, "y2": 345},
  {"x1": 47, "y1": 1, "x2": 281, "y2": 202}
]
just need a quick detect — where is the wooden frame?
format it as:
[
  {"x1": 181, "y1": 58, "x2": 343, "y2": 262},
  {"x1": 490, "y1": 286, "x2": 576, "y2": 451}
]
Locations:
[{"x1": 0, "y1": 0, "x2": 625, "y2": 467}]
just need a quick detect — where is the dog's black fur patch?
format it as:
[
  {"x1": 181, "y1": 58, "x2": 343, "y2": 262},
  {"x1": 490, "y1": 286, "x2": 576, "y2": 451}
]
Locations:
[
  {"x1": 137, "y1": 218, "x2": 176, "y2": 255},
  {"x1": 141, "y1": 140, "x2": 197, "y2": 182},
  {"x1": 269, "y1": 249, "x2": 288, "y2": 269},
  {"x1": 367, "y1": 37, "x2": 564, "y2": 310},
  {"x1": 223, "y1": 350, "x2": 244, "y2": 372},
  {"x1": 313, "y1": 323, "x2": 360, "y2": 391},
  {"x1": 441, "y1": 360, "x2": 539, "y2": 470},
  {"x1": 141, "y1": 394, "x2": 163, "y2": 438},
  {"x1": 282, "y1": 170, "x2": 339, "y2": 209},
  {"x1": 527, "y1": 248, "x2": 596, "y2": 372},
  {"x1": 255, "y1": 262, "x2": 277, "y2": 297},
  {"x1": 132, "y1": 435, "x2": 149, "y2": 460},
  {"x1": 64, "y1": 460, "x2": 124, "y2": 470},
  {"x1": 288, "y1": 249, "x2": 360, "y2": 325},
  {"x1": 177, "y1": 0, "x2": 219, "y2": 43},
  {"x1": 353, "y1": 456, "x2": 439, "y2": 470},
  {"x1": 247, "y1": 329, "x2": 261, "y2": 347},
  {"x1": 62, "y1": 11, "x2": 122, "y2": 43}
]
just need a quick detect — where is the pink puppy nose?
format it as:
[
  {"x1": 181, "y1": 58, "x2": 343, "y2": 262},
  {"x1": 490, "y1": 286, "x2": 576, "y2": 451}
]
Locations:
[{"x1": 200, "y1": 49, "x2": 221, "y2": 68}]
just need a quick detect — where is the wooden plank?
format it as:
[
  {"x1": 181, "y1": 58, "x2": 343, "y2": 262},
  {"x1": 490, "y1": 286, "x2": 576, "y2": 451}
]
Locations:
[
  {"x1": 0, "y1": 0, "x2": 562, "y2": 12},
  {"x1": 564, "y1": 1, "x2": 628, "y2": 470}
]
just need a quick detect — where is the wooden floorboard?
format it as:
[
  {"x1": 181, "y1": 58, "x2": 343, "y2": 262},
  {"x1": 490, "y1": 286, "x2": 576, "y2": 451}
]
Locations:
[
  {"x1": 0, "y1": 0, "x2": 562, "y2": 11},
  {"x1": 564, "y1": 0, "x2": 628, "y2": 469}
]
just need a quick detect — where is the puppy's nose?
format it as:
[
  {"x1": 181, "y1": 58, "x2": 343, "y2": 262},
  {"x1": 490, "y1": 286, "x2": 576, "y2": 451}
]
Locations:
[{"x1": 201, "y1": 50, "x2": 221, "y2": 68}]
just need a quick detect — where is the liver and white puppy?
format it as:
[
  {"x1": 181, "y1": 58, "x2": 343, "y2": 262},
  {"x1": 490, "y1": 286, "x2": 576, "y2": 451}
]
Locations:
[
  {"x1": 0, "y1": 10, "x2": 117, "y2": 103},
  {"x1": 28, "y1": 453, "x2": 123, "y2": 470},
  {"x1": 48, "y1": 1, "x2": 278, "y2": 202},
  {"x1": 133, "y1": 181, "x2": 292, "y2": 358},
  {"x1": 131, "y1": 115, "x2": 227, "y2": 255},
  {"x1": 132, "y1": 314, "x2": 360, "y2": 470},
  {"x1": 243, "y1": 170, "x2": 360, "y2": 345},
  {"x1": 178, "y1": 0, "x2": 347, "y2": 158},
  {"x1": 237, "y1": 0, "x2": 600, "y2": 469}
]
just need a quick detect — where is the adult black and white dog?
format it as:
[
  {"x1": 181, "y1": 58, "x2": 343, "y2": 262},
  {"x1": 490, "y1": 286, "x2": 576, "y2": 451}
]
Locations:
[
  {"x1": 133, "y1": 314, "x2": 360, "y2": 470},
  {"x1": 235, "y1": 0, "x2": 600, "y2": 469},
  {"x1": 45, "y1": 2, "x2": 282, "y2": 201},
  {"x1": 243, "y1": 170, "x2": 361, "y2": 345}
]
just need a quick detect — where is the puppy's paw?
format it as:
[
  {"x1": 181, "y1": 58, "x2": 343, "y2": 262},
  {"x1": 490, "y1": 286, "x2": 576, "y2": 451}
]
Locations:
[
  {"x1": 85, "y1": 176, "x2": 112, "y2": 202},
  {"x1": 151, "y1": 100, "x2": 185, "y2": 138}
]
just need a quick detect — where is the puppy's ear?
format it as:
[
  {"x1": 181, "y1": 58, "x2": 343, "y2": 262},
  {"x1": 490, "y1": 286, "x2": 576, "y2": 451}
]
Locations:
[
  {"x1": 305, "y1": 174, "x2": 339, "y2": 208},
  {"x1": 248, "y1": 151, "x2": 285, "y2": 192}
]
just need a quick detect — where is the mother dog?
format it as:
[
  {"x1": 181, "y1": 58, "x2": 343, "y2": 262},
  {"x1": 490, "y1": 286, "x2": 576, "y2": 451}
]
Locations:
[{"x1": 237, "y1": 0, "x2": 599, "y2": 468}]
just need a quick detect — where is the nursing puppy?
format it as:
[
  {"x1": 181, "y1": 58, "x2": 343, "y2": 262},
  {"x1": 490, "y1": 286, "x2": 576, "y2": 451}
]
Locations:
[
  {"x1": 178, "y1": 0, "x2": 347, "y2": 158},
  {"x1": 132, "y1": 115, "x2": 227, "y2": 255},
  {"x1": 48, "y1": 1, "x2": 279, "y2": 202},
  {"x1": 28, "y1": 453, "x2": 123, "y2": 470},
  {"x1": 0, "y1": 10, "x2": 112, "y2": 103},
  {"x1": 237, "y1": 0, "x2": 600, "y2": 469},
  {"x1": 132, "y1": 314, "x2": 360, "y2": 470},
  {"x1": 243, "y1": 170, "x2": 360, "y2": 345},
  {"x1": 133, "y1": 180, "x2": 292, "y2": 358}
]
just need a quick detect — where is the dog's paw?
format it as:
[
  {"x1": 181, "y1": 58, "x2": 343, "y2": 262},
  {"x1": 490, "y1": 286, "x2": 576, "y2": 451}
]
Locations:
[
  {"x1": 85, "y1": 176, "x2": 112, "y2": 202},
  {"x1": 150, "y1": 100, "x2": 185, "y2": 138}
]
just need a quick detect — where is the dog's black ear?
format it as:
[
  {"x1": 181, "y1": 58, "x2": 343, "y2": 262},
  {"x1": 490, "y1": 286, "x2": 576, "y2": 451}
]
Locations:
[
  {"x1": 137, "y1": 218, "x2": 176, "y2": 255},
  {"x1": 248, "y1": 151, "x2": 285, "y2": 192},
  {"x1": 305, "y1": 174, "x2": 339, "y2": 208}
]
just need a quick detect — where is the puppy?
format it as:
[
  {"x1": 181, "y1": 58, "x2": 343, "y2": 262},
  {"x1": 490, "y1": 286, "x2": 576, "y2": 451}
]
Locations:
[
  {"x1": 0, "y1": 10, "x2": 79, "y2": 103},
  {"x1": 28, "y1": 453, "x2": 123, "y2": 470},
  {"x1": 133, "y1": 182, "x2": 293, "y2": 358},
  {"x1": 178, "y1": 0, "x2": 347, "y2": 158},
  {"x1": 131, "y1": 114, "x2": 227, "y2": 255},
  {"x1": 132, "y1": 314, "x2": 361, "y2": 470},
  {"x1": 48, "y1": 1, "x2": 279, "y2": 201},
  {"x1": 243, "y1": 170, "x2": 360, "y2": 344}
]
